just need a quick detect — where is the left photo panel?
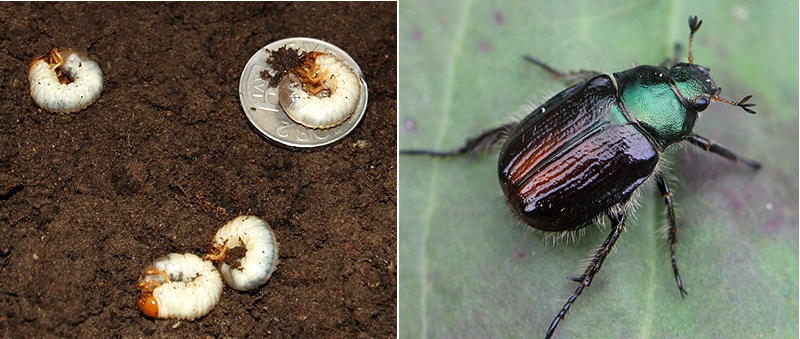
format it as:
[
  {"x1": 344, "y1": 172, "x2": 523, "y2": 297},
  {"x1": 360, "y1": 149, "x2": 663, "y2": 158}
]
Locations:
[{"x1": 0, "y1": 2, "x2": 396, "y2": 337}]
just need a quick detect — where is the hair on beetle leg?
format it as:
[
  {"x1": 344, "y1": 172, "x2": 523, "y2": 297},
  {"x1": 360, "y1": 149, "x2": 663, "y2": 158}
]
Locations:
[
  {"x1": 544, "y1": 226, "x2": 583, "y2": 245},
  {"x1": 505, "y1": 101, "x2": 538, "y2": 127},
  {"x1": 543, "y1": 200, "x2": 636, "y2": 246}
]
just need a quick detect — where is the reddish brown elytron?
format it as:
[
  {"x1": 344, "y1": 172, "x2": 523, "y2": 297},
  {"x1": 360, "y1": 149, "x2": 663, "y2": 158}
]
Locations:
[{"x1": 499, "y1": 75, "x2": 658, "y2": 232}]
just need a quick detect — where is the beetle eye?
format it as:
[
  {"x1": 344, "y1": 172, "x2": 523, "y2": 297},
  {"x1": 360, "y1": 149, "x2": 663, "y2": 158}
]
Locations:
[{"x1": 693, "y1": 97, "x2": 709, "y2": 111}]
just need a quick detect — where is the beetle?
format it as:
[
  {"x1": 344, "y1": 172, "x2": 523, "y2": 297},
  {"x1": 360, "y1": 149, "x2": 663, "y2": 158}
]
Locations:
[{"x1": 401, "y1": 16, "x2": 760, "y2": 338}]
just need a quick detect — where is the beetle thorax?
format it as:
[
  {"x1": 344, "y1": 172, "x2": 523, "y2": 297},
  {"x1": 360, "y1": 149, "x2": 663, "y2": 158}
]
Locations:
[{"x1": 613, "y1": 65, "x2": 712, "y2": 150}]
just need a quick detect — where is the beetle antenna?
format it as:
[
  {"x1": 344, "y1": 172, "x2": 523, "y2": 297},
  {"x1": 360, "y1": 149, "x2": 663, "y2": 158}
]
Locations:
[
  {"x1": 712, "y1": 92, "x2": 756, "y2": 114},
  {"x1": 687, "y1": 16, "x2": 702, "y2": 64}
]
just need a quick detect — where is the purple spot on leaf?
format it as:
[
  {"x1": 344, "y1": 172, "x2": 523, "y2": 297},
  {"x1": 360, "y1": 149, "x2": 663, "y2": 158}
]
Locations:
[
  {"x1": 480, "y1": 41, "x2": 493, "y2": 53},
  {"x1": 404, "y1": 119, "x2": 417, "y2": 132},
  {"x1": 724, "y1": 188, "x2": 744, "y2": 210},
  {"x1": 493, "y1": 10, "x2": 505, "y2": 25},
  {"x1": 412, "y1": 29, "x2": 422, "y2": 41},
  {"x1": 763, "y1": 217, "x2": 781, "y2": 236}
]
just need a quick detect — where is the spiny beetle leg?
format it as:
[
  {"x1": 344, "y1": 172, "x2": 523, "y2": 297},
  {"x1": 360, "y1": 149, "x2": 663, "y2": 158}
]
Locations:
[
  {"x1": 523, "y1": 55, "x2": 600, "y2": 85},
  {"x1": 685, "y1": 134, "x2": 762, "y2": 169},
  {"x1": 546, "y1": 211, "x2": 627, "y2": 339},
  {"x1": 400, "y1": 123, "x2": 514, "y2": 161},
  {"x1": 655, "y1": 172, "x2": 688, "y2": 299}
]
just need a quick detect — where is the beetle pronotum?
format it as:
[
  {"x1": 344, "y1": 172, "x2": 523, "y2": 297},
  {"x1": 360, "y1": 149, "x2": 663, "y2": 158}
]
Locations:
[
  {"x1": 137, "y1": 253, "x2": 223, "y2": 320},
  {"x1": 277, "y1": 51, "x2": 362, "y2": 129},
  {"x1": 402, "y1": 16, "x2": 760, "y2": 338},
  {"x1": 28, "y1": 47, "x2": 103, "y2": 113},
  {"x1": 205, "y1": 215, "x2": 279, "y2": 291}
]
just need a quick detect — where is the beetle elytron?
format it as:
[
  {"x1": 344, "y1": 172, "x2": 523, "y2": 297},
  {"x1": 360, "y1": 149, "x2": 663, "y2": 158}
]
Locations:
[{"x1": 402, "y1": 16, "x2": 760, "y2": 338}]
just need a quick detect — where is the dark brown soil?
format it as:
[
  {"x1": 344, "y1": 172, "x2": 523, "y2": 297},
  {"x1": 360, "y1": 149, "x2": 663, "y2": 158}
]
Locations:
[{"x1": 0, "y1": 2, "x2": 396, "y2": 338}]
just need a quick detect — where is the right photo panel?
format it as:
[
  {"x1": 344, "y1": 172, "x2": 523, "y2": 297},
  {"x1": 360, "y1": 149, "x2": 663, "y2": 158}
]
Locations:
[{"x1": 398, "y1": 1, "x2": 798, "y2": 338}]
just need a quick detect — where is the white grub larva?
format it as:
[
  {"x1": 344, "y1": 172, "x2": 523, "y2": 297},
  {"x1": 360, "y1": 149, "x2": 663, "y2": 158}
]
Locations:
[
  {"x1": 205, "y1": 215, "x2": 279, "y2": 291},
  {"x1": 137, "y1": 253, "x2": 223, "y2": 320},
  {"x1": 28, "y1": 47, "x2": 103, "y2": 113},
  {"x1": 277, "y1": 51, "x2": 361, "y2": 129}
]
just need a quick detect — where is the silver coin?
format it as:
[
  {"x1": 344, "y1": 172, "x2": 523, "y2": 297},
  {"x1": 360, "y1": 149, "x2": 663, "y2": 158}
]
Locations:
[{"x1": 239, "y1": 37, "x2": 368, "y2": 149}]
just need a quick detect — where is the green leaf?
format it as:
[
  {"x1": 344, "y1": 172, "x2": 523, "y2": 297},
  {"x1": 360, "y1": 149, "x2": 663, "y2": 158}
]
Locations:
[{"x1": 399, "y1": 1, "x2": 798, "y2": 338}]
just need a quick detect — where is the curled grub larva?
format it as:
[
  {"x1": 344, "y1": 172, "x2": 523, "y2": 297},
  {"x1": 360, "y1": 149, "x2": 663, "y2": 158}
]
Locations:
[
  {"x1": 277, "y1": 51, "x2": 362, "y2": 129},
  {"x1": 137, "y1": 253, "x2": 223, "y2": 320},
  {"x1": 28, "y1": 47, "x2": 103, "y2": 113},
  {"x1": 205, "y1": 216, "x2": 279, "y2": 291}
]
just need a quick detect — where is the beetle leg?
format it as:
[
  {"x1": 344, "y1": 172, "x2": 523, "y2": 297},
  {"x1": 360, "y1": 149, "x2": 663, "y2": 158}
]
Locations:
[
  {"x1": 400, "y1": 123, "x2": 514, "y2": 160},
  {"x1": 523, "y1": 55, "x2": 600, "y2": 84},
  {"x1": 546, "y1": 211, "x2": 626, "y2": 339},
  {"x1": 685, "y1": 134, "x2": 761, "y2": 169},
  {"x1": 655, "y1": 172, "x2": 688, "y2": 299}
]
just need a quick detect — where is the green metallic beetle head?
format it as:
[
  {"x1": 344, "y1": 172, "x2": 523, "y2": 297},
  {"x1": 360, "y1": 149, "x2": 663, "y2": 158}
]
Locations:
[
  {"x1": 673, "y1": 16, "x2": 756, "y2": 116},
  {"x1": 668, "y1": 62, "x2": 716, "y2": 113}
]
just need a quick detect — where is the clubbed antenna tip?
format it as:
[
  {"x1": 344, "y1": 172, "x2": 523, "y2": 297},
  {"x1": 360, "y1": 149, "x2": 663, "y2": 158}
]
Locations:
[
  {"x1": 687, "y1": 15, "x2": 703, "y2": 64},
  {"x1": 713, "y1": 93, "x2": 757, "y2": 114}
]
